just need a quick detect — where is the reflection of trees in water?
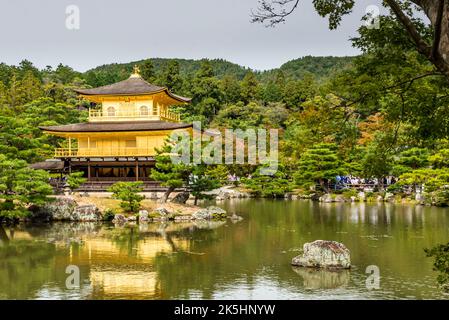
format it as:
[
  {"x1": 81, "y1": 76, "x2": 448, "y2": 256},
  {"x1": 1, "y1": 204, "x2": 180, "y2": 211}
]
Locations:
[
  {"x1": 292, "y1": 267, "x2": 350, "y2": 289},
  {"x1": 24, "y1": 222, "x2": 103, "y2": 242},
  {"x1": 0, "y1": 224, "x2": 94, "y2": 299},
  {"x1": 2, "y1": 200, "x2": 449, "y2": 299},
  {"x1": 0, "y1": 225, "x2": 65, "y2": 299}
]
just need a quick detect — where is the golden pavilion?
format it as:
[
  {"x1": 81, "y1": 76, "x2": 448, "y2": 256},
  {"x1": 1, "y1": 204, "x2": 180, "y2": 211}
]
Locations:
[{"x1": 37, "y1": 66, "x2": 192, "y2": 191}]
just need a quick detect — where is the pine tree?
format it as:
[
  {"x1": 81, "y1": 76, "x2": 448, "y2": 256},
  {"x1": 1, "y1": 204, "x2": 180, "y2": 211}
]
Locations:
[
  {"x1": 21, "y1": 71, "x2": 43, "y2": 103},
  {"x1": 294, "y1": 143, "x2": 344, "y2": 192},
  {"x1": 151, "y1": 142, "x2": 191, "y2": 203},
  {"x1": 160, "y1": 60, "x2": 183, "y2": 92},
  {"x1": 240, "y1": 70, "x2": 260, "y2": 104},
  {"x1": 108, "y1": 182, "x2": 145, "y2": 213},
  {"x1": 393, "y1": 148, "x2": 429, "y2": 175},
  {"x1": 191, "y1": 60, "x2": 222, "y2": 120},
  {"x1": 141, "y1": 60, "x2": 156, "y2": 83},
  {"x1": 0, "y1": 82, "x2": 7, "y2": 110},
  {"x1": 0, "y1": 155, "x2": 53, "y2": 221},
  {"x1": 7, "y1": 73, "x2": 27, "y2": 110},
  {"x1": 189, "y1": 165, "x2": 220, "y2": 205}
]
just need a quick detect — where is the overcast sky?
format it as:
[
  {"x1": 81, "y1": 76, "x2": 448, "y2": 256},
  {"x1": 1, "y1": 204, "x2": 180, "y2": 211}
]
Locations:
[{"x1": 0, "y1": 0, "x2": 385, "y2": 72}]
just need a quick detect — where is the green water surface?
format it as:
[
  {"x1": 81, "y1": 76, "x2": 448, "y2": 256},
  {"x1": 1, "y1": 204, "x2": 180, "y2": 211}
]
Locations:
[{"x1": 1, "y1": 200, "x2": 448, "y2": 300}]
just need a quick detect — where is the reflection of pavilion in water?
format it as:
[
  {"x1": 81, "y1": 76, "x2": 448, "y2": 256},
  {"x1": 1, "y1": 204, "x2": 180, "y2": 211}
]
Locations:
[
  {"x1": 68, "y1": 225, "x2": 191, "y2": 299},
  {"x1": 1, "y1": 223, "x2": 193, "y2": 299}
]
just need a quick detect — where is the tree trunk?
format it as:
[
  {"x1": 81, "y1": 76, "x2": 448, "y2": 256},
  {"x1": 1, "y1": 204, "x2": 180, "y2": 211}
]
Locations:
[
  {"x1": 388, "y1": 0, "x2": 449, "y2": 78},
  {"x1": 160, "y1": 186, "x2": 175, "y2": 203},
  {"x1": 0, "y1": 226, "x2": 9, "y2": 245},
  {"x1": 378, "y1": 177, "x2": 384, "y2": 192}
]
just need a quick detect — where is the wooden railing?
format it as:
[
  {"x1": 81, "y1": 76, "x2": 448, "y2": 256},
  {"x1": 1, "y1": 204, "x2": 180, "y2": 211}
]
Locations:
[
  {"x1": 160, "y1": 110, "x2": 181, "y2": 122},
  {"x1": 88, "y1": 109, "x2": 180, "y2": 122},
  {"x1": 54, "y1": 147, "x2": 155, "y2": 158}
]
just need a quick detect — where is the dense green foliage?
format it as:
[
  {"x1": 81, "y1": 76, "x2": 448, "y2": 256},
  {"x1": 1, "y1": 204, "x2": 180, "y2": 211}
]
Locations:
[
  {"x1": 425, "y1": 243, "x2": 449, "y2": 292},
  {"x1": 151, "y1": 140, "x2": 221, "y2": 203},
  {"x1": 66, "y1": 172, "x2": 87, "y2": 192},
  {"x1": 294, "y1": 143, "x2": 344, "y2": 192},
  {"x1": 190, "y1": 165, "x2": 221, "y2": 205},
  {"x1": 108, "y1": 182, "x2": 145, "y2": 213},
  {"x1": 83, "y1": 56, "x2": 351, "y2": 87},
  {"x1": 1, "y1": 8, "x2": 449, "y2": 216},
  {"x1": 151, "y1": 142, "x2": 192, "y2": 202},
  {"x1": 0, "y1": 155, "x2": 53, "y2": 221}
]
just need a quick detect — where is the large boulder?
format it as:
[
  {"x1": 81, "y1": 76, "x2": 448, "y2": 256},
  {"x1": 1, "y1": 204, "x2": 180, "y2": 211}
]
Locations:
[
  {"x1": 171, "y1": 192, "x2": 190, "y2": 204},
  {"x1": 112, "y1": 214, "x2": 127, "y2": 224},
  {"x1": 291, "y1": 240, "x2": 351, "y2": 269},
  {"x1": 72, "y1": 204, "x2": 102, "y2": 222},
  {"x1": 415, "y1": 192, "x2": 426, "y2": 203},
  {"x1": 205, "y1": 186, "x2": 250, "y2": 200},
  {"x1": 358, "y1": 192, "x2": 366, "y2": 202},
  {"x1": 30, "y1": 197, "x2": 101, "y2": 222},
  {"x1": 139, "y1": 210, "x2": 149, "y2": 222},
  {"x1": 384, "y1": 192, "x2": 395, "y2": 202},
  {"x1": 319, "y1": 194, "x2": 333, "y2": 203},
  {"x1": 192, "y1": 206, "x2": 227, "y2": 220},
  {"x1": 154, "y1": 207, "x2": 171, "y2": 216}
]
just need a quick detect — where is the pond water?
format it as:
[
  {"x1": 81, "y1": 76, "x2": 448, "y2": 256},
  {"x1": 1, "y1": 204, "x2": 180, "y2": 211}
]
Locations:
[{"x1": 1, "y1": 200, "x2": 449, "y2": 300}]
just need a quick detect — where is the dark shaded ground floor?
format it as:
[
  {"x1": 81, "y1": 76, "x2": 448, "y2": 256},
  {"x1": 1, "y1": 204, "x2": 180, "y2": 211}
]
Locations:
[{"x1": 33, "y1": 158, "x2": 179, "y2": 192}]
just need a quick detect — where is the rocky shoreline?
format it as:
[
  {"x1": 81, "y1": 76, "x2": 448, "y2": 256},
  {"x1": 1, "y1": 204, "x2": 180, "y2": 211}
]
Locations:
[
  {"x1": 25, "y1": 186, "x2": 446, "y2": 223},
  {"x1": 291, "y1": 190, "x2": 444, "y2": 206},
  {"x1": 29, "y1": 196, "x2": 242, "y2": 223}
]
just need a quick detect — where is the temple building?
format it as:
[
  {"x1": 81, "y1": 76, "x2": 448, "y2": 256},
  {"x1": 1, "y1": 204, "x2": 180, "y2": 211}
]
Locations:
[{"x1": 35, "y1": 66, "x2": 192, "y2": 191}]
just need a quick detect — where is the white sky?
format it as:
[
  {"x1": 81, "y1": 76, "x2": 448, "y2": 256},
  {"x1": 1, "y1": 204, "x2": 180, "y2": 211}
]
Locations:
[{"x1": 0, "y1": 0, "x2": 385, "y2": 71}]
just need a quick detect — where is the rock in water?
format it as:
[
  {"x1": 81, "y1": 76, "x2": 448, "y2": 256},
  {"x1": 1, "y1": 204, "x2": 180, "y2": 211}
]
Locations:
[
  {"x1": 291, "y1": 240, "x2": 351, "y2": 269},
  {"x1": 112, "y1": 214, "x2": 127, "y2": 224},
  {"x1": 139, "y1": 210, "x2": 149, "y2": 222},
  {"x1": 230, "y1": 213, "x2": 243, "y2": 221},
  {"x1": 319, "y1": 194, "x2": 333, "y2": 203},
  {"x1": 192, "y1": 206, "x2": 227, "y2": 220}
]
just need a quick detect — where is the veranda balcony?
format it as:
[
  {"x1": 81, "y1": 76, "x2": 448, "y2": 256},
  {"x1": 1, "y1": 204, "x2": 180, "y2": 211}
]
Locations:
[
  {"x1": 54, "y1": 147, "x2": 155, "y2": 158},
  {"x1": 88, "y1": 109, "x2": 181, "y2": 122}
]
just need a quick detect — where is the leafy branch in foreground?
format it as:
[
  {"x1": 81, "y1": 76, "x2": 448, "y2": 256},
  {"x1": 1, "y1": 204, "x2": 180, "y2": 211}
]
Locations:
[{"x1": 425, "y1": 243, "x2": 449, "y2": 292}]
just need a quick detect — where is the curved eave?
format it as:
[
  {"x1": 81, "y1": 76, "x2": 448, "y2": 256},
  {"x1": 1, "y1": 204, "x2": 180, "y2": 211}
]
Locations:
[
  {"x1": 39, "y1": 123, "x2": 193, "y2": 134},
  {"x1": 75, "y1": 88, "x2": 191, "y2": 104}
]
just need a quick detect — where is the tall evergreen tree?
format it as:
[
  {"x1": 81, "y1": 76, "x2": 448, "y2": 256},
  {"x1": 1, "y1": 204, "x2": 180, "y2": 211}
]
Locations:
[
  {"x1": 160, "y1": 60, "x2": 183, "y2": 92},
  {"x1": 240, "y1": 71, "x2": 260, "y2": 104},
  {"x1": 141, "y1": 60, "x2": 156, "y2": 83}
]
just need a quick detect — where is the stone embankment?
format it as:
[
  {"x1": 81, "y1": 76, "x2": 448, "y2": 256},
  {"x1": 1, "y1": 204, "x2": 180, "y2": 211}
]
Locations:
[{"x1": 30, "y1": 196, "x2": 242, "y2": 223}]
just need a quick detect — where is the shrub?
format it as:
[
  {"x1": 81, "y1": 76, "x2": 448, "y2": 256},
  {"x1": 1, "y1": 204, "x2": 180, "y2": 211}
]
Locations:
[
  {"x1": 103, "y1": 208, "x2": 116, "y2": 221},
  {"x1": 107, "y1": 182, "x2": 145, "y2": 214},
  {"x1": 342, "y1": 189, "x2": 358, "y2": 198},
  {"x1": 66, "y1": 171, "x2": 87, "y2": 192}
]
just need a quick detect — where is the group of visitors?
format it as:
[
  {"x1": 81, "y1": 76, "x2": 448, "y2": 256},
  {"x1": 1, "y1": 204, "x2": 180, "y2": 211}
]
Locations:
[{"x1": 335, "y1": 175, "x2": 397, "y2": 189}]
